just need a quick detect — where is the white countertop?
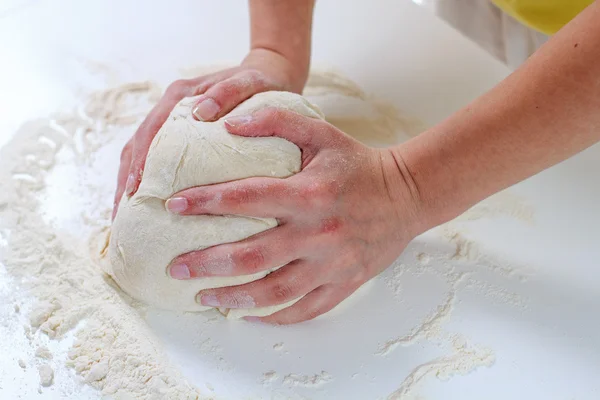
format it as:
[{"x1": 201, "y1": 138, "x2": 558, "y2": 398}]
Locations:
[{"x1": 1, "y1": 1, "x2": 599, "y2": 399}]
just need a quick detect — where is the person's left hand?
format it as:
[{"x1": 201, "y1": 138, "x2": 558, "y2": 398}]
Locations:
[{"x1": 165, "y1": 109, "x2": 426, "y2": 324}]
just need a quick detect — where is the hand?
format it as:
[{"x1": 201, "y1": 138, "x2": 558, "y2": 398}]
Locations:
[
  {"x1": 165, "y1": 109, "x2": 426, "y2": 324},
  {"x1": 112, "y1": 49, "x2": 307, "y2": 219}
]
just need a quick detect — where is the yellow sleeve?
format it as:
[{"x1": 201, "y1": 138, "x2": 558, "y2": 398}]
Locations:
[{"x1": 492, "y1": 0, "x2": 593, "y2": 35}]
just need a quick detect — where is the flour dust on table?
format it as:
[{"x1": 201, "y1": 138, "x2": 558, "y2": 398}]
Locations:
[{"x1": 0, "y1": 66, "x2": 533, "y2": 399}]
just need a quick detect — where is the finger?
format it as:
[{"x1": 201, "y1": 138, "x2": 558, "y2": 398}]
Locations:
[
  {"x1": 165, "y1": 177, "x2": 295, "y2": 217},
  {"x1": 112, "y1": 140, "x2": 133, "y2": 220},
  {"x1": 168, "y1": 224, "x2": 305, "y2": 279},
  {"x1": 197, "y1": 260, "x2": 320, "y2": 309},
  {"x1": 190, "y1": 66, "x2": 242, "y2": 95},
  {"x1": 126, "y1": 80, "x2": 195, "y2": 197},
  {"x1": 191, "y1": 70, "x2": 274, "y2": 122},
  {"x1": 224, "y1": 108, "x2": 328, "y2": 153},
  {"x1": 248, "y1": 283, "x2": 359, "y2": 325}
]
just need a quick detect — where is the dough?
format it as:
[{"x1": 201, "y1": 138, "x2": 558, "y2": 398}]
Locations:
[{"x1": 107, "y1": 92, "x2": 324, "y2": 317}]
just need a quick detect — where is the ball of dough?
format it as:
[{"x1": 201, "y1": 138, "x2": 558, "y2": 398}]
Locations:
[{"x1": 107, "y1": 92, "x2": 324, "y2": 318}]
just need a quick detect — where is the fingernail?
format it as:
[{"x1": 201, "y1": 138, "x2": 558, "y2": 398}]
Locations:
[
  {"x1": 169, "y1": 263, "x2": 190, "y2": 280},
  {"x1": 165, "y1": 197, "x2": 188, "y2": 214},
  {"x1": 125, "y1": 174, "x2": 136, "y2": 196},
  {"x1": 224, "y1": 115, "x2": 253, "y2": 127},
  {"x1": 192, "y1": 98, "x2": 220, "y2": 121},
  {"x1": 244, "y1": 316, "x2": 262, "y2": 323},
  {"x1": 198, "y1": 294, "x2": 220, "y2": 307}
]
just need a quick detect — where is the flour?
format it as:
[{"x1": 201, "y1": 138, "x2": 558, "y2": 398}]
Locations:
[
  {"x1": 282, "y1": 371, "x2": 333, "y2": 388},
  {"x1": 260, "y1": 370, "x2": 279, "y2": 385},
  {"x1": 387, "y1": 345, "x2": 495, "y2": 400},
  {"x1": 0, "y1": 65, "x2": 529, "y2": 399},
  {"x1": 377, "y1": 291, "x2": 458, "y2": 356},
  {"x1": 35, "y1": 346, "x2": 53, "y2": 360},
  {"x1": 38, "y1": 364, "x2": 54, "y2": 387},
  {"x1": 378, "y1": 193, "x2": 533, "y2": 398},
  {"x1": 0, "y1": 85, "x2": 204, "y2": 399},
  {"x1": 258, "y1": 369, "x2": 334, "y2": 387},
  {"x1": 443, "y1": 227, "x2": 532, "y2": 281},
  {"x1": 385, "y1": 263, "x2": 407, "y2": 297}
]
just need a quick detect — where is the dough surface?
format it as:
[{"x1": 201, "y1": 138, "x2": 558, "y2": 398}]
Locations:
[{"x1": 107, "y1": 91, "x2": 324, "y2": 317}]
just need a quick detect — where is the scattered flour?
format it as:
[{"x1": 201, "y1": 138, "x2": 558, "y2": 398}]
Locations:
[
  {"x1": 38, "y1": 364, "x2": 54, "y2": 387},
  {"x1": 387, "y1": 344, "x2": 495, "y2": 400},
  {"x1": 282, "y1": 371, "x2": 333, "y2": 388},
  {"x1": 0, "y1": 84, "x2": 204, "y2": 399},
  {"x1": 378, "y1": 187, "x2": 534, "y2": 398},
  {"x1": 385, "y1": 263, "x2": 408, "y2": 297},
  {"x1": 35, "y1": 346, "x2": 53, "y2": 360},
  {"x1": 443, "y1": 227, "x2": 533, "y2": 281},
  {"x1": 260, "y1": 369, "x2": 334, "y2": 388},
  {"x1": 260, "y1": 370, "x2": 279, "y2": 385},
  {"x1": 376, "y1": 291, "x2": 459, "y2": 357}
]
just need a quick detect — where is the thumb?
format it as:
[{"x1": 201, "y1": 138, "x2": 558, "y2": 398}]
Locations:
[
  {"x1": 191, "y1": 70, "x2": 273, "y2": 122},
  {"x1": 224, "y1": 108, "x2": 327, "y2": 152}
]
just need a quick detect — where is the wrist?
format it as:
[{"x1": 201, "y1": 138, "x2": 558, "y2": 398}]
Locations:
[
  {"x1": 242, "y1": 48, "x2": 309, "y2": 93},
  {"x1": 247, "y1": 0, "x2": 314, "y2": 93},
  {"x1": 377, "y1": 148, "x2": 430, "y2": 239},
  {"x1": 385, "y1": 139, "x2": 468, "y2": 236},
  {"x1": 390, "y1": 133, "x2": 476, "y2": 233}
]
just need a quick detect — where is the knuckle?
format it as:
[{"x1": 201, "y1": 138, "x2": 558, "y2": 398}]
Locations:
[
  {"x1": 306, "y1": 306, "x2": 324, "y2": 321},
  {"x1": 176, "y1": 251, "x2": 200, "y2": 268},
  {"x1": 234, "y1": 247, "x2": 266, "y2": 272},
  {"x1": 319, "y1": 217, "x2": 344, "y2": 235},
  {"x1": 165, "y1": 79, "x2": 189, "y2": 96},
  {"x1": 223, "y1": 186, "x2": 251, "y2": 205},
  {"x1": 271, "y1": 283, "x2": 294, "y2": 303},
  {"x1": 224, "y1": 184, "x2": 265, "y2": 206},
  {"x1": 266, "y1": 180, "x2": 287, "y2": 197},
  {"x1": 244, "y1": 69, "x2": 268, "y2": 88},
  {"x1": 213, "y1": 80, "x2": 242, "y2": 99},
  {"x1": 185, "y1": 189, "x2": 209, "y2": 208},
  {"x1": 195, "y1": 81, "x2": 211, "y2": 94},
  {"x1": 221, "y1": 290, "x2": 250, "y2": 309},
  {"x1": 300, "y1": 181, "x2": 336, "y2": 208},
  {"x1": 258, "y1": 107, "x2": 283, "y2": 123}
]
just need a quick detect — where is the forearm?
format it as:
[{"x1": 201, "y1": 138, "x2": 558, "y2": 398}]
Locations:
[
  {"x1": 395, "y1": 1, "x2": 600, "y2": 229},
  {"x1": 246, "y1": 0, "x2": 315, "y2": 90}
]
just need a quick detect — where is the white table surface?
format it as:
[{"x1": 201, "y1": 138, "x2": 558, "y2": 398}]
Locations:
[{"x1": 1, "y1": 1, "x2": 599, "y2": 399}]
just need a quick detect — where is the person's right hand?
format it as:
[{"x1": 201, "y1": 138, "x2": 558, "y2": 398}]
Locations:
[{"x1": 112, "y1": 48, "x2": 308, "y2": 220}]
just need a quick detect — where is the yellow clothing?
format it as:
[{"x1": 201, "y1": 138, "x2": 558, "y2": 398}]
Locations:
[{"x1": 492, "y1": 0, "x2": 593, "y2": 35}]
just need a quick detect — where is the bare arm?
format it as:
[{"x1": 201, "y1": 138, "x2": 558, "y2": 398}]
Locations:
[
  {"x1": 246, "y1": 0, "x2": 315, "y2": 92},
  {"x1": 396, "y1": 1, "x2": 600, "y2": 229}
]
